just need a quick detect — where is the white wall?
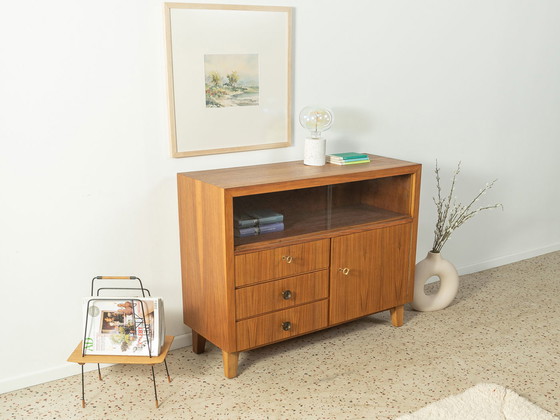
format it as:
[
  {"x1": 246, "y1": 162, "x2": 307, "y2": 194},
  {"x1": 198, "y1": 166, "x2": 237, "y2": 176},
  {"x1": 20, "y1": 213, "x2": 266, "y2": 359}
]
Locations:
[{"x1": 1, "y1": 0, "x2": 559, "y2": 393}]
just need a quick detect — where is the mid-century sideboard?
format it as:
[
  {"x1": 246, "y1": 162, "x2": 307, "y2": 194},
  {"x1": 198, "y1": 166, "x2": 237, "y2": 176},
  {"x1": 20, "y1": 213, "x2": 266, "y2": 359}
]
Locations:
[{"x1": 177, "y1": 155, "x2": 421, "y2": 378}]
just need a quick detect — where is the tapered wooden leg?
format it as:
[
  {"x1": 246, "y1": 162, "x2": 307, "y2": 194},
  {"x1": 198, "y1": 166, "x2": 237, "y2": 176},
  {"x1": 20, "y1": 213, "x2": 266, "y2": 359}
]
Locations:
[
  {"x1": 390, "y1": 305, "x2": 404, "y2": 327},
  {"x1": 222, "y1": 350, "x2": 239, "y2": 379},
  {"x1": 192, "y1": 330, "x2": 207, "y2": 354}
]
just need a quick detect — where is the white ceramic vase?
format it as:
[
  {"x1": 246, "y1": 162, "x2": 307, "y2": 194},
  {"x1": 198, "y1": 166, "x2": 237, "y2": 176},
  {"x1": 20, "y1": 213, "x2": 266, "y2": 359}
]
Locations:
[{"x1": 412, "y1": 251, "x2": 459, "y2": 311}]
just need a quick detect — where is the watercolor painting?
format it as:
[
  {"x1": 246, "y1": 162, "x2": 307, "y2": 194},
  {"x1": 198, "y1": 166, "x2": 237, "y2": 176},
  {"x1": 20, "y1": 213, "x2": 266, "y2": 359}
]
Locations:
[{"x1": 204, "y1": 54, "x2": 260, "y2": 108}]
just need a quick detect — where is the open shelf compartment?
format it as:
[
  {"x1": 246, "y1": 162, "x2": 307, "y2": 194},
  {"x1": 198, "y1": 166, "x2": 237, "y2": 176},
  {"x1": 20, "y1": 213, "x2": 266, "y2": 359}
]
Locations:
[{"x1": 233, "y1": 174, "x2": 413, "y2": 250}]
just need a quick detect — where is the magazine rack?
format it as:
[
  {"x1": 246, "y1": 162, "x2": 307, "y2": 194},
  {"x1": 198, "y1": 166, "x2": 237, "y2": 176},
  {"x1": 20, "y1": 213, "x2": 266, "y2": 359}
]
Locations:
[{"x1": 67, "y1": 276, "x2": 173, "y2": 408}]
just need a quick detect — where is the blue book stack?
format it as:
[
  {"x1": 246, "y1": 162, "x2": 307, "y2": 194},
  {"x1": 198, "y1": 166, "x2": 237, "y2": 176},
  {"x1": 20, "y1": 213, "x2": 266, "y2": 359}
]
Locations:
[{"x1": 234, "y1": 209, "x2": 284, "y2": 237}]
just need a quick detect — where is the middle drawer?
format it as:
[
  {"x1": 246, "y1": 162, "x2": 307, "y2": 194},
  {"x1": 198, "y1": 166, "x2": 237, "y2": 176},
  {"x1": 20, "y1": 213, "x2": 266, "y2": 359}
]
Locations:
[{"x1": 235, "y1": 270, "x2": 329, "y2": 320}]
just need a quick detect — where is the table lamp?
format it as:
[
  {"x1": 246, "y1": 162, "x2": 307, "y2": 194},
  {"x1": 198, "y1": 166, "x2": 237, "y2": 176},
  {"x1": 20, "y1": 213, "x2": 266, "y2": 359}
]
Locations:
[{"x1": 299, "y1": 105, "x2": 333, "y2": 166}]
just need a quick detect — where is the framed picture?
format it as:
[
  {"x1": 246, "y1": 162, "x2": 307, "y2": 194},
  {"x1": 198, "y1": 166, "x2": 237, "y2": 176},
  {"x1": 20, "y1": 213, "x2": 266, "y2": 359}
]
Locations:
[{"x1": 164, "y1": 3, "x2": 293, "y2": 157}]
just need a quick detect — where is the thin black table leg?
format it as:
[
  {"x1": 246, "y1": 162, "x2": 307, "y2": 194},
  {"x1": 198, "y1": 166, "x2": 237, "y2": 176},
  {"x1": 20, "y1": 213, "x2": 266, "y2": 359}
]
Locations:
[
  {"x1": 81, "y1": 364, "x2": 85, "y2": 408},
  {"x1": 151, "y1": 365, "x2": 159, "y2": 408},
  {"x1": 164, "y1": 359, "x2": 171, "y2": 382}
]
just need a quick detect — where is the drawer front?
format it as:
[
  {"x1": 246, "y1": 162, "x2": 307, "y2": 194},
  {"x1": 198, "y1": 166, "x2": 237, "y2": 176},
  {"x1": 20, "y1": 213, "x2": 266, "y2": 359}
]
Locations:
[
  {"x1": 235, "y1": 239, "x2": 330, "y2": 287},
  {"x1": 235, "y1": 270, "x2": 328, "y2": 320},
  {"x1": 236, "y1": 300, "x2": 328, "y2": 351}
]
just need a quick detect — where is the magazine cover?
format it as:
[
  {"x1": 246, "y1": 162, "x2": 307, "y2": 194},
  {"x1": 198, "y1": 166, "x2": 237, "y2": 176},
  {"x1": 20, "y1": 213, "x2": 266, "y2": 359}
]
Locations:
[{"x1": 82, "y1": 297, "x2": 164, "y2": 356}]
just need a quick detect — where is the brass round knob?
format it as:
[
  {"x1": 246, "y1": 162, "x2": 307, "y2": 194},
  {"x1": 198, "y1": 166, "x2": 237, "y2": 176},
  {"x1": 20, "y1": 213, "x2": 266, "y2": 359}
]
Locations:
[
  {"x1": 282, "y1": 290, "x2": 293, "y2": 300},
  {"x1": 281, "y1": 321, "x2": 292, "y2": 331},
  {"x1": 282, "y1": 255, "x2": 293, "y2": 264},
  {"x1": 338, "y1": 267, "x2": 350, "y2": 275}
]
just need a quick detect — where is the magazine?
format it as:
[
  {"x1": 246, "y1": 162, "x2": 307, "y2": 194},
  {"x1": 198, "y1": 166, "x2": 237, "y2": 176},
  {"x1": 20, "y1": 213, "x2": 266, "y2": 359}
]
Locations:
[{"x1": 82, "y1": 297, "x2": 164, "y2": 356}]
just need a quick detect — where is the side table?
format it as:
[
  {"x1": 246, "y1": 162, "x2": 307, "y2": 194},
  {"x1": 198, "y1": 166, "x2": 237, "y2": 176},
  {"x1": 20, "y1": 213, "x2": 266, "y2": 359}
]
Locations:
[{"x1": 67, "y1": 335, "x2": 174, "y2": 408}]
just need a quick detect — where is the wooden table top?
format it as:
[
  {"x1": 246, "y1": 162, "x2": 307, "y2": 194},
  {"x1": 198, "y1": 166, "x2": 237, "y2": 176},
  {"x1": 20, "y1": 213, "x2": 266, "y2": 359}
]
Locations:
[{"x1": 67, "y1": 335, "x2": 174, "y2": 365}]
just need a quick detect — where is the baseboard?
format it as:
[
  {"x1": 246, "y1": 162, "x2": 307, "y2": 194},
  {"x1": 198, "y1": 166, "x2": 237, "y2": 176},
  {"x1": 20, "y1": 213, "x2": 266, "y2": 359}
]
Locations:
[
  {"x1": 170, "y1": 332, "x2": 192, "y2": 350},
  {"x1": 455, "y1": 243, "x2": 560, "y2": 276},
  {"x1": 0, "y1": 332, "x2": 192, "y2": 395},
  {"x1": 3, "y1": 244, "x2": 559, "y2": 395}
]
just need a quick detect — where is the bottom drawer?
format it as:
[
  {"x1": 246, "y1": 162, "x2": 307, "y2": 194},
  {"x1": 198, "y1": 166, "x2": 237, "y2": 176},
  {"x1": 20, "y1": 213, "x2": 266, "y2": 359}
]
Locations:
[{"x1": 236, "y1": 300, "x2": 328, "y2": 351}]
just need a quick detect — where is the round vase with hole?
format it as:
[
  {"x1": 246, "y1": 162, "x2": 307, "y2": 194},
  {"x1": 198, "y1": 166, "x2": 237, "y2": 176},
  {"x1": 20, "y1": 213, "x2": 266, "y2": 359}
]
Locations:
[{"x1": 412, "y1": 251, "x2": 459, "y2": 311}]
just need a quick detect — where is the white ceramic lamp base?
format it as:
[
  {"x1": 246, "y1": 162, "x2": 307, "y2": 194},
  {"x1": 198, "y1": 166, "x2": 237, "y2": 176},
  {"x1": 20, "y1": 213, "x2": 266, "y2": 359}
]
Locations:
[{"x1": 303, "y1": 137, "x2": 326, "y2": 166}]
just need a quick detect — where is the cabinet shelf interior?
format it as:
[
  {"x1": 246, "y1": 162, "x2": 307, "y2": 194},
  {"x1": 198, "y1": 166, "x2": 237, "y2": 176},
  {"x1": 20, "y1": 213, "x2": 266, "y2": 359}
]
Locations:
[{"x1": 233, "y1": 175, "x2": 412, "y2": 248}]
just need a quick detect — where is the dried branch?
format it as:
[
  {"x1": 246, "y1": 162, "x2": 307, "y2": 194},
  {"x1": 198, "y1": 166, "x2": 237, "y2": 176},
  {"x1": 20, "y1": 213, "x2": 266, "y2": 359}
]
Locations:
[{"x1": 431, "y1": 161, "x2": 503, "y2": 253}]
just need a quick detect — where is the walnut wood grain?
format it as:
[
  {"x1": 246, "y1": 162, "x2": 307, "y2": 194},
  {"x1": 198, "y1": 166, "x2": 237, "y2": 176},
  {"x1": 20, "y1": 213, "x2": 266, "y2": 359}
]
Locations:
[
  {"x1": 360, "y1": 175, "x2": 413, "y2": 215},
  {"x1": 234, "y1": 239, "x2": 330, "y2": 287},
  {"x1": 177, "y1": 155, "x2": 421, "y2": 378},
  {"x1": 222, "y1": 351, "x2": 239, "y2": 379},
  {"x1": 233, "y1": 204, "x2": 409, "y2": 251},
  {"x1": 233, "y1": 217, "x2": 412, "y2": 254},
  {"x1": 235, "y1": 270, "x2": 328, "y2": 320},
  {"x1": 329, "y1": 223, "x2": 412, "y2": 325},
  {"x1": 177, "y1": 176, "x2": 236, "y2": 353},
  {"x1": 236, "y1": 300, "x2": 328, "y2": 351},
  {"x1": 390, "y1": 305, "x2": 404, "y2": 327},
  {"x1": 191, "y1": 330, "x2": 207, "y2": 354},
  {"x1": 406, "y1": 169, "x2": 422, "y2": 302},
  {"x1": 181, "y1": 154, "x2": 419, "y2": 195}
]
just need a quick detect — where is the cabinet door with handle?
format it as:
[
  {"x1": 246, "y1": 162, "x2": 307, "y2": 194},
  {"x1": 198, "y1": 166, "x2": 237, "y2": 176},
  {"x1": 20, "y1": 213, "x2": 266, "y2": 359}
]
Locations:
[{"x1": 329, "y1": 223, "x2": 412, "y2": 325}]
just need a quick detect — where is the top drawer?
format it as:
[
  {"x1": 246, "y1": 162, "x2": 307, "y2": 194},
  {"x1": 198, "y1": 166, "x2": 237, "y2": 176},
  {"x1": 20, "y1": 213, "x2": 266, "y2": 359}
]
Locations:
[{"x1": 235, "y1": 239, "x2": 330, "y2": 287}]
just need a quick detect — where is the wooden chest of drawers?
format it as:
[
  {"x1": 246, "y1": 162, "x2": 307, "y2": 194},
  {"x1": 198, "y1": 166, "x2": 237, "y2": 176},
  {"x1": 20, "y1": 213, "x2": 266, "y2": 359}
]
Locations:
[
  {"x1": 177, "y1": 155, "x2": 421, "y2": 378},
  {"x1": 235, "y1": 240, "x2": 330, "y2": 351}
]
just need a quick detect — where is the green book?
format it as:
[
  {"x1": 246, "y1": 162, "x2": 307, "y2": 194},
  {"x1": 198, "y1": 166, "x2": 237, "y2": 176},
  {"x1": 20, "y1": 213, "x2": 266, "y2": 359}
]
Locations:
[
  {"x1": 329, "y1": 159, "x2": 370, "y2": 165},
  {"x1": 329, "y1": 152, "x2": 369, "y2": 160}
]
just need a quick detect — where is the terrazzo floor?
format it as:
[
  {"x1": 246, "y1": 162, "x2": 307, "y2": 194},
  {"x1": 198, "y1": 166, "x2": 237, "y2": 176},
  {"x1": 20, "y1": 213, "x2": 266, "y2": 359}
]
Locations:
[{"x1": 1, "y1": 252, "x2": 559, "y2": 419}]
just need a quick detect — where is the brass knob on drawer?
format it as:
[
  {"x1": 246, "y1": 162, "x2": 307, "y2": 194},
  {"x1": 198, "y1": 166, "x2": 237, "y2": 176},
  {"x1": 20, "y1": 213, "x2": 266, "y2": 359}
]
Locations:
[
  {"x1": 282, "y1": 290, "x2": 293, "y2": 300},
  {"x1": 281, "y1": 321, "x2": 292, "y2": 331},
  {"x1": 282, "y1": 255, "x2": 293, "y2": 264},
  {"x1": 339, "y1": 267, "x2": 350, "y2": 275}
]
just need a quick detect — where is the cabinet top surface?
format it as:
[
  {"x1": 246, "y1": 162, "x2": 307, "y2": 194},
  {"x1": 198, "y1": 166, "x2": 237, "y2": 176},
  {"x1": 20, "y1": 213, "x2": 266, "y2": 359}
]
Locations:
[{"x1": 178, "y1": 154, "x2": 420, "y2": 192}]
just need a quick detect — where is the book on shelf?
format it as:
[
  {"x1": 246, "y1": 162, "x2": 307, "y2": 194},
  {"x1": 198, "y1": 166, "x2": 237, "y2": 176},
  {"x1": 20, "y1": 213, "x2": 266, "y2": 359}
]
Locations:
[
  {"x1": 82, "y1": 297, "x2": 165, "y2": 356},
  {"x1": 327, "y1": 152, "x2": 370, "y2": 165},
  {"x1": 234, "y1": 209, "x2": 284, "y2": 228},
  {"x1": 234, "y1": 221, "x2": 285, "y2": 237}
]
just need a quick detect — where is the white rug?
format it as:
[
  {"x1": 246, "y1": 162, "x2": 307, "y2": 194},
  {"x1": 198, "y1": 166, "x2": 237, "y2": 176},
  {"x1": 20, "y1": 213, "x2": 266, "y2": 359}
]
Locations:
[{"x1": 397, "y1": 383, "x2": 559, "y2": 420}]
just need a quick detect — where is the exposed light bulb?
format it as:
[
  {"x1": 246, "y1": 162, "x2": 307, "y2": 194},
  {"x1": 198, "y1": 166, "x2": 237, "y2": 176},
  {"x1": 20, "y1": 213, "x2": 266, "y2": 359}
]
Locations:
[
  {"x1": 299, "y1": 105, "x2": 333, "y2": 166},
  {"x1": 299, "y1": 106, "x2": 333, "y2": 138}
]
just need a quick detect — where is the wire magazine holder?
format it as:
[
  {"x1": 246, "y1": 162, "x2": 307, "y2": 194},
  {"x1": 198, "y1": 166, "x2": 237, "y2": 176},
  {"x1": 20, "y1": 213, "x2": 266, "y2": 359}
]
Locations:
[
  {"x1": 84, "y1": 276, "x2": 155, "y2": 358},
  {"x1": 67, "y1": 276, "x2": 173, "y2": 408}
]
